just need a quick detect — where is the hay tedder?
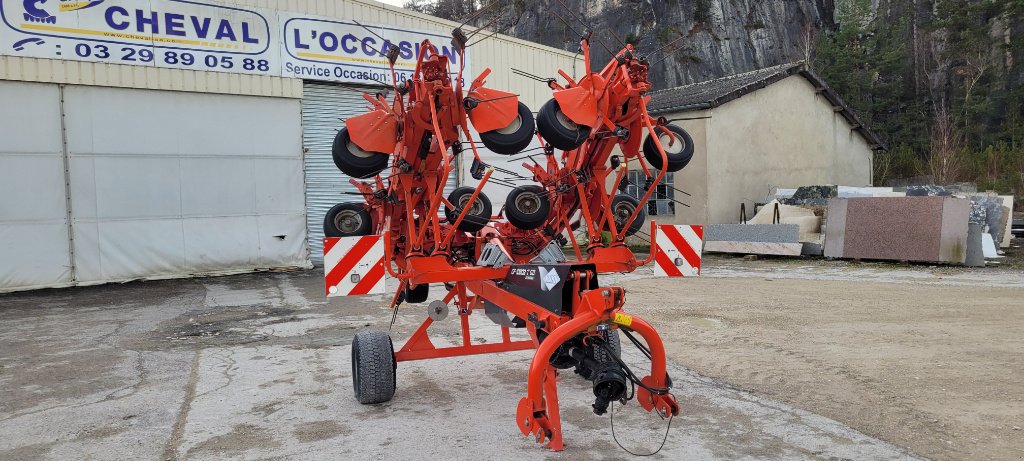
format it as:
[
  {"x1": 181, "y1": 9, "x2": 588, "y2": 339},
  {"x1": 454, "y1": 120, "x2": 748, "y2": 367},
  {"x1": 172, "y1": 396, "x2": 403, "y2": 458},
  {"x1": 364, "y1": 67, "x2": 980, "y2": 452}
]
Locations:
[{"x1": 321, "y1": 28, "x2": 699, "y2": 451}]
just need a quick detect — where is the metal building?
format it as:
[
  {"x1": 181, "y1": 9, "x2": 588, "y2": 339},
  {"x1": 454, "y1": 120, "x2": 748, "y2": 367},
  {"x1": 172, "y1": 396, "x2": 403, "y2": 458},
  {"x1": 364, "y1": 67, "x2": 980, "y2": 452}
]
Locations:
[{"x1": 0, "y1": 0, "x2": 578, "y2": 292}]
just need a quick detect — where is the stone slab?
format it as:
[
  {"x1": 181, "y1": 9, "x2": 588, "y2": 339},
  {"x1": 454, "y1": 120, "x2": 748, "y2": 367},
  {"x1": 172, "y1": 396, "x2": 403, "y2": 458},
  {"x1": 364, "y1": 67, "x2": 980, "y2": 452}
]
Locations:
[
  {"x1": 801, "y1": 242, "x2": 824, "y2": 256},
  {"x1": 965, "y1": 223, "x2": 985, "y2": 267},
  {"x1": 703, "y1": 241, "x2": 803, "y2": 256},
  {"x1": 970, "y1": 195, "x2": 1004, "y2": 244},
  {"x1": 780, "y1": 185, "x2": 838, "y2": 206},
  {"x1": 823, "y1": 198, "x2": 849, "y2": 258},
  {"x1": 824, "y1": 197, "x2": 969, "y2": 264},
  {"x1": 705, "y1": 224, "x2": 799, "y2": 243},
  {"x1": 748, "y1": 199, "x2": 816, "y2": 225},
  {"x1": 939, "y1": 196, "x2": 971, "y2": 263},
  {"x1": 999, "y1": 196, "x2": 1014, "y2": 248},
  {"x1": 982, "y1": 234, "x2": 1000, "y2": 258}
]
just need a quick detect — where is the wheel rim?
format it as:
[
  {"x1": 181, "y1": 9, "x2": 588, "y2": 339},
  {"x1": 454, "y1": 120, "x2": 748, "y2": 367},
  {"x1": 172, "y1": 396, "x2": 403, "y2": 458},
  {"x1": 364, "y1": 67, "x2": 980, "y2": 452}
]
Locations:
[
  {"x1": 495, "y1": 115, "x2": 523, "y2": 135},
  {"x1": 614, "y1": 201, "x2": 635, "y2": 226},
  {"x1": 515, "y1": 192, "x2": 541, "y2": 215},
  {"x1": 659, "y1": 133, "x2": 685, "y2": 154},
  {"x1": 458, "y1": 195, "x2": 483, "y2": 216},
  {"x1": 346, "y1": 140, "x2": 376, "y2": 159},
  {"x1": 554, "y1": 109, "x2": 578, "y2": 130},
  {"x1": 334, "y1": 209, "x2": 363, "y2": 234}
]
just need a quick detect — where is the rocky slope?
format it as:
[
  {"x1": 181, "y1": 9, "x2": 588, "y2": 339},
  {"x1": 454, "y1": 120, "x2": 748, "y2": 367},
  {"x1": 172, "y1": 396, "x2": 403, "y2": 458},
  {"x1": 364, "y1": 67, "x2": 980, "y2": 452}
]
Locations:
[{"x1": 476, "y1": 0, "x2": 837, "y2": 90}]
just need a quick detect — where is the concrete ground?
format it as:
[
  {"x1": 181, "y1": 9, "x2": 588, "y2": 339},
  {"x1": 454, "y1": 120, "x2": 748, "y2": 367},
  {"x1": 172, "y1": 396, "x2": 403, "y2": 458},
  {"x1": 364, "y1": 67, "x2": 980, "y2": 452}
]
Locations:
[{"x1": 1, "y1": 256, "x2": 1017, "y2": 460}]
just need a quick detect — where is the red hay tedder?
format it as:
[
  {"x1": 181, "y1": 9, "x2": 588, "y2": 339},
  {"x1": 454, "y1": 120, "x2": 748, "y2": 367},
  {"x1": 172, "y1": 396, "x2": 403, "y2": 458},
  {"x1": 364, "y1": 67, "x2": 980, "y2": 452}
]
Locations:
[{"x1": 321, "y1": 26, "x2": 698, "y2": 452}]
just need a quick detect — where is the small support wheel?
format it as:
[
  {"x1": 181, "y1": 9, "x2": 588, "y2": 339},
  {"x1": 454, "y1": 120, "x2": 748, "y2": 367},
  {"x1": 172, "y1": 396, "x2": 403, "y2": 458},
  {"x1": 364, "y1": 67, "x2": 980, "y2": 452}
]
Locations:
[
  {"x1": 333, "y1": 127, "x2": 390, "y2": 178},
  {"x1": 609, "y1": 194, "x2": 646, "y2": 237},
  {"x1": 351, "y1": 331, "x2": 396, "y2": 404},
  {"x1": 504, "y1": 185, "x2": 551, "y2": 230},
  {"x1": 479, "y1": 102, "x2": 536, "y2": 155},
  {"x1": 324, "y1": 202, "x2": 372, "y2": 237},
  {"x1": 643, "y1": 124, "x2": 694, "y2": 172},
  {"x1": 536, "y1": 98, "x2": 592, "y2": 151},
  {"x1": 444, "y1": 187, "x2": 493, "y2": 232}
]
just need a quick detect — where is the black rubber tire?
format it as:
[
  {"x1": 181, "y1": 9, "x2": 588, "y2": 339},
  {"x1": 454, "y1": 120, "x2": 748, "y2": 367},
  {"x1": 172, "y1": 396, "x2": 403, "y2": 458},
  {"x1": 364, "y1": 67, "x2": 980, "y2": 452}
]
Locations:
[
  {"x1": 324, "y1": 202, "x2": 372, "y2": 237},
  {"x1": 405, "y1": 283, "x2": 429, "y2": 304},
  {"x1": 609, "y1": 194, "x2": 646, "y2": 237},
  {"x1": 479, "y1": 102, "x2": 536, "y2": 155},
  {"x1": 444, "y1": 187, "x2": 493, "y2": 232},
  {"x1": 504, "y1": 185, "x2": 551, "y2": 230},
  {"x1": 536, "y1": 98, "x2": 592, "y2": 151},
  {"x1": 351, "y1": 331, "x2": 396, "y2": 404},
  {"x1": 643, "y1": 124, "x2": 694, "y2": 172},
  {"x1": 332, "y1": 127, "x2": 390, "y2": 178}
]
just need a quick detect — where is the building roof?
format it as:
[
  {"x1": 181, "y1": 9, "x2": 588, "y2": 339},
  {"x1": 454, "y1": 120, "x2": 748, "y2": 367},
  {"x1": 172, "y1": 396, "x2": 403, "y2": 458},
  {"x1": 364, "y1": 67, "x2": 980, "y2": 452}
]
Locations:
[{"x1": 648, "y1": 62, "x2": 886, "y2": 150}]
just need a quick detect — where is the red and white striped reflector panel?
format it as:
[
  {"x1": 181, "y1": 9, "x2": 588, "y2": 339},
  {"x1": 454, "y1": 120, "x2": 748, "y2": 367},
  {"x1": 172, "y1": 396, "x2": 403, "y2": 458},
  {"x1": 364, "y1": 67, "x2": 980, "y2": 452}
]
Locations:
[
  {"x1": 654, "y1": 225, "x2": 703, "y2": 277},
  {"x1": 323, "y1": 236, "x2": 386, "y2": 297}
]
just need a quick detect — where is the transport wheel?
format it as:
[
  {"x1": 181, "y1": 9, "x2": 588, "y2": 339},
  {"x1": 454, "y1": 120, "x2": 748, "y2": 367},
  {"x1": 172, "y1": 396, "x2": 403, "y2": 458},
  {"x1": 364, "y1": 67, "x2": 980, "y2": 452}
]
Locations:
[
  {"x1": 351, "y1": 331, "x2": 397, "y2": 404},
  {"x1": 405, "y1": 283, "x2": 429, "y2": 304},
  {"x1": 479, "y1": 102, "x2": 536, "y2": 155},
  {"x1": 323, "y1": 203, "x2": 372, "y2": 237},
  {"x1": 643, "y1": 124, "x2": 694, "y2": 172},
  {"x1": 443, "y1": 187, "x2": 493, "y2": 232},
  {"x1": 536, "y1": 98, "x2": 592, "y2": 151},
  {"x1": 504, "y1": 185, "x2": 551, "y2": 230},
  {"x1": 610, "y1": 194, "x2": 646, "y2": 237},
  {"x1": 332, "y1": 127, "x2": 390, "y2": 178}
]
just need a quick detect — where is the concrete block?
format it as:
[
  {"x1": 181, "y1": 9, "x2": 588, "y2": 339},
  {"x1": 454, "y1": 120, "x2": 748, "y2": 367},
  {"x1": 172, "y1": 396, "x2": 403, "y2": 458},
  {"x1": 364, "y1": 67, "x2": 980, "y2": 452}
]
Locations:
[
  {"x1": 703, "y1": 241, "x2": 803, "y2": 256},
  {"x1": 823, "y1": 197, "x2": 970, "y2": 264},
  {"x1": 705, "y1": 224, "x2": 799, "y2": 243}
]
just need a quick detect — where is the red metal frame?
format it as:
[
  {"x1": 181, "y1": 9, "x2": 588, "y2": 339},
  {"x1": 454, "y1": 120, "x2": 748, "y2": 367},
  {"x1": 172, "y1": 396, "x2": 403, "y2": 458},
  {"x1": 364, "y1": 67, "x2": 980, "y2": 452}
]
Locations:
[{"x1": 335, "y1": 34, "x2": 685, "y2": 451}]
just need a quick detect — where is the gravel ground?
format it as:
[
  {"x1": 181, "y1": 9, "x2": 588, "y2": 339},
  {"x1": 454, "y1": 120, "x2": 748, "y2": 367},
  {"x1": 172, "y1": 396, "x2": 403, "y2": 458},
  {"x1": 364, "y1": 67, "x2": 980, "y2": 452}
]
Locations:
[
  {"x1": 0, "y1": 264, "x2": 933, "y2": 460},
  {"x1": 624, "y1": 252, "x2": 1024, "y2": 461}
]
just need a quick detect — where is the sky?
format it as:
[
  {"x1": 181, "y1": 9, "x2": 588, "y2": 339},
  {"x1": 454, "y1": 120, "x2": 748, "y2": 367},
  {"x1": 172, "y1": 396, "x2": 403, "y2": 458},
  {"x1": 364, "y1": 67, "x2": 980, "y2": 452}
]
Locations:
[{"x1": 375, "y1": 0, "x2": 407, "y2": 7}]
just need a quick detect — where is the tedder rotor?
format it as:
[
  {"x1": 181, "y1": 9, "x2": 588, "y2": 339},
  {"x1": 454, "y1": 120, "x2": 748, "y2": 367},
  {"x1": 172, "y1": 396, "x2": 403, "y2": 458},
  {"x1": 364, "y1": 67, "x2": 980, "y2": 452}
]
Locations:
[{"x1": 321, "y1": 27, "x2": 701, "y2": 452}]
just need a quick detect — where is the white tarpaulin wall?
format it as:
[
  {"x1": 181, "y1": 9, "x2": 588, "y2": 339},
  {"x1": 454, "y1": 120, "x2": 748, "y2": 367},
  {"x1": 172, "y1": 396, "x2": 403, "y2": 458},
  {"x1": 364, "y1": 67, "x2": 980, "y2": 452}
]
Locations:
[
  {"x1": 0, "y1": 81, "x2": 73, "y2": 290},
  {"x1": 0, "y1": 81, "x2": 309, "y2": 291},
  {"x1": 64, "y1": 86, "x2": 308, "y2": 283}
]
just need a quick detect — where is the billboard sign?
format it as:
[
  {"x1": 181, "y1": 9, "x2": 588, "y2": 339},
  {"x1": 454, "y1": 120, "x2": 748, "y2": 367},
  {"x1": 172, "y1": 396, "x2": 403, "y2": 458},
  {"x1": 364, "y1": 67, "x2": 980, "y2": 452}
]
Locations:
[
  {"x1": 0, "y1": 0, "x2": 278, "y2": 75},
  {"x1": 279, "y1": 13, "x2": 469, "y2": 86},
  {"x1": 0, "y1": 1, "x2": 471, "y2": 85}
]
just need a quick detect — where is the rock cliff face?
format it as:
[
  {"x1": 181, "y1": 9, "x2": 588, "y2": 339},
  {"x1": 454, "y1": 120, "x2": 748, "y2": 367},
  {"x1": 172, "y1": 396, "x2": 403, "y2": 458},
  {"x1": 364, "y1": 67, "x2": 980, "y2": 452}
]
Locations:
[{"x1": 494, "y1": 0, "x2": 837, "y2": 89}]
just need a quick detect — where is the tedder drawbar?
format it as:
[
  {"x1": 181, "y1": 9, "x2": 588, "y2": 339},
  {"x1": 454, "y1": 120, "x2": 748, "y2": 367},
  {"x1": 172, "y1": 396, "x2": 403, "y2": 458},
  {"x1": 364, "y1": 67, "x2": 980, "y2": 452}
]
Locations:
[{"x1": 320, "y1": 27, "x2": 702, "y2": 452}]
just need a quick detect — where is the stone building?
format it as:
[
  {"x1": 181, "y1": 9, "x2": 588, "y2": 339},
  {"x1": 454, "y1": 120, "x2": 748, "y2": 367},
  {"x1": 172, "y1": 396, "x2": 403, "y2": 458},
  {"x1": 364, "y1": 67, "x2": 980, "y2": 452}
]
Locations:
[{"x1": 641, "y1": 62, "x2": 885, "y2": 226}]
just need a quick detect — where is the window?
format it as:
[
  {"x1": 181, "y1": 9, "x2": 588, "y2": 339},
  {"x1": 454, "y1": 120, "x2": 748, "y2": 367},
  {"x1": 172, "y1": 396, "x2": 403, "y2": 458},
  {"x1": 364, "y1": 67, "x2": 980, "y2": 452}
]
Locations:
[{"x1": 625, "y1": 171, "x2": 675, "y2": 216}]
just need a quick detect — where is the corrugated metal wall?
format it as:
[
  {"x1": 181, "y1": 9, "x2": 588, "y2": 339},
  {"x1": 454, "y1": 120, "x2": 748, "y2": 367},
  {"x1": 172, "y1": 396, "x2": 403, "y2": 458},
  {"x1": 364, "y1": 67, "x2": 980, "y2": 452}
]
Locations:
[
  {"x1": 302, "y1": 82, "x2": 376, "y2": 263},
  {"x1": 301, "y1": 81, "x2": 458, "y2": 263}
]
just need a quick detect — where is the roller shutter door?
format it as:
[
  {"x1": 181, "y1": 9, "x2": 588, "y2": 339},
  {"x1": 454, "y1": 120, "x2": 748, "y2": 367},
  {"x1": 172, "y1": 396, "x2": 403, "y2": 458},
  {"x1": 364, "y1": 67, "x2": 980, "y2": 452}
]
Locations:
[{"x1": 302, "y1": 81, "x2": 458, "y2": 263}]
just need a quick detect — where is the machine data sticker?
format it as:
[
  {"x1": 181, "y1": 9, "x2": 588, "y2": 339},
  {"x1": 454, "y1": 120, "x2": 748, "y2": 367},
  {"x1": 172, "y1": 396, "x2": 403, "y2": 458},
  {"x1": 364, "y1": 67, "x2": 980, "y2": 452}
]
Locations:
[
  {"x1": 1, "y1": 0, "x2": 279, "y2": 76},
  {"x1": 613, "y1": 312, "x2": 633, "y2": 327}
]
